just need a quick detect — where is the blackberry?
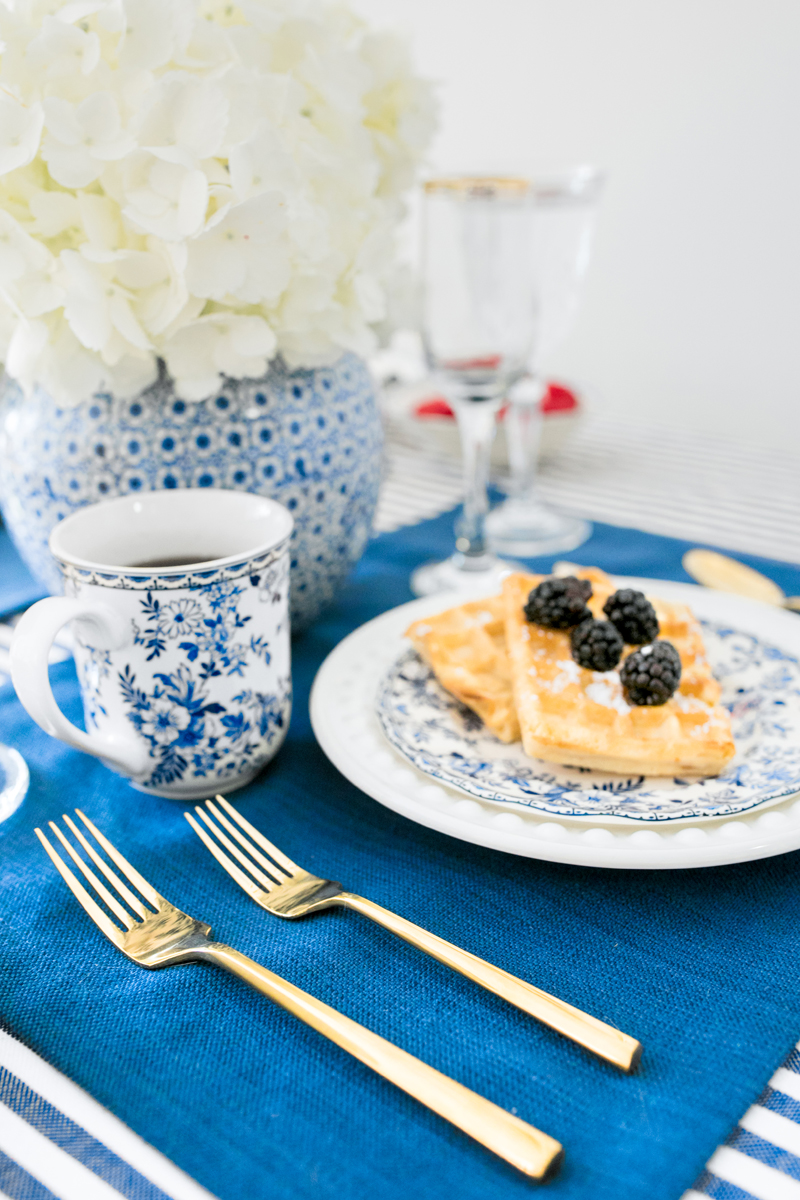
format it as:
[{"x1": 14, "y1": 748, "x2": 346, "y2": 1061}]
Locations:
[
  {"x1": 524, "y1": 576, "x2": 592, "y2": 629},
  {"x1": 603, "y1": 588, "x2": 659, "y2": 644},
  {"x1": 620, "y1": 640, "x2": 682, "y2": 706},
  {"x1": 570, "y1": 619, "x2": 624, "y2": 672}
]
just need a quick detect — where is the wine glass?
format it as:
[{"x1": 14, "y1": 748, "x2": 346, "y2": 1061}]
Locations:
[
  {"x1": 485, "y1": 167, "x2": 602, "y2": 557},
  {"x1": 410, "y1": 176, "x2": 537, "y2": 597}
]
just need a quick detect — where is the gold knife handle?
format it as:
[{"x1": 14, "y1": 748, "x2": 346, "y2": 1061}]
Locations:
[
  {"x1": 205, "y1": 942, "x2": 562, "y2": 1180},
  {"x1": 338, "y1": 894, "x2": 641, "y2": 1073}
]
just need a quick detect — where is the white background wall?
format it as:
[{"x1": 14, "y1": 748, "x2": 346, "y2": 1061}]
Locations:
[{"x1": 354, "y1": 0, "x2": 800, "y2": 452}]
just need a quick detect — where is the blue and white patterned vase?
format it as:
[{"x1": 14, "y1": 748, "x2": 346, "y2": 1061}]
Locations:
[{"x1": 0, "y1": 353, "x2": 382, "y2": 630}]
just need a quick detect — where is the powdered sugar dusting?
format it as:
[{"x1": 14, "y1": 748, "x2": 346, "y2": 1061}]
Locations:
[
  {"x1": 586, "y1": 673, "x2": 631, "y2": 714},
  {"x1": 673, "y1": 692, "x2": 713, "y2": 714},
  {"x1": 548, "y1": 658, "x2": 582, "y2": 693},
  {"x1": 467, "y1": 610, "x2": 495, "y2": 628}
]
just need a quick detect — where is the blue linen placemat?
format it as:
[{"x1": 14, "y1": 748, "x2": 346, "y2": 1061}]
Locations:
[{"x1": 2, "y1": 510, "x2": 800, "y2": 1200}]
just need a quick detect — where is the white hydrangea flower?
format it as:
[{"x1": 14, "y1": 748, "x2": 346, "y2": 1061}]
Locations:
[
  {"x1": 0, "y1": 210, "x2": 63, "y2": 318},
  {"x1": 0, "y1": 0, "x2": 437, "y2": 404},
  {"x1": 228, "y1": 121, "x2": 298, "y2": 202},
  {"x1": 185, "y1": 192, "x2": 290, "y2": 303},
  {"x1": 26, "y1": 15, "x2": 101, "y2": 79},
  {"x1": 0, "y1": 93, "x2": 45, "y2": 176},
  {"x1": 117, "y1": 0, "x2": 194, "y2": 71},
  {"x1": 58, "y1": 248, "x2": 151, "y2": 356},
  {"x1": 7, "y1": 313, "x2": 157, "y2": 405},
  {"x1": 42, "y1": 92, "x2": 133, "y2": 187},
  {"x1": 120, "y1": 152, "x2": 209, "y2": 240},
  {"x1": 162, "y1": 312, "x2": 276, "y2": 399},
  {"x1": 28, "y1": 189, "x2": 82, "y2": 237},
  {"x1": 134, "y1": 74, "x2": 230, "y2": 165},
  {"x1": 121, "y1": 240, "x2": 196, "y2": 337}
]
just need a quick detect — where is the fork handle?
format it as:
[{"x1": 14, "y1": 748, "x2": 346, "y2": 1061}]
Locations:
[
  {"x1": 204, "y1": 942, "x2": 562, "y2": 1179},
  {"x1": 337, "y1": 894, "x2": 641, "y2": 1073}
]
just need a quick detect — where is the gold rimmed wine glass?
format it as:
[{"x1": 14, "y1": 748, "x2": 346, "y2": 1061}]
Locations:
[{"x1": 485, "y1": 166, "x2": 602, "y2": 557}]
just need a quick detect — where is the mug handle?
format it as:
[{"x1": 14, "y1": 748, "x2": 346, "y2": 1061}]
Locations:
[{"x1": 11, "y1": 596, "x2": 151, "y2": 778}]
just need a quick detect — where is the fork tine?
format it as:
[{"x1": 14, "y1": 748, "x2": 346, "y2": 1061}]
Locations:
[
  {"x1": 48, "y1": 822, "x2": 137, "y2": 930},
  {"x1": 75, "y1": 810, "x2": 161, "y2": 907},
  {"x1": 203, "y1": 800, "x2": 288, "y2": 884},
  {"x1": 212, "y1": 795, "x2": 301, "y2": 875},
  {"x1": 63, "y1": 814, "x2": 149, "y2": 920},
  {"x1": 194, "y1": 807, "x2": 279, "y2": 890},
  {"x1": 184, "y1": 812, "x2": 268, "y2": 904},
  {"x1": 35, "y1": 828, "x2": 125, "y2": 948}
]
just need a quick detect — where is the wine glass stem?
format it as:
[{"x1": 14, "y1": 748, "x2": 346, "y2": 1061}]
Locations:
[
  {"x1": 506, "y1": 385, "x2": 544, "y2": 501},
  {"x1": 452, "y1": 395, "x2": 501, "y2": 561}
]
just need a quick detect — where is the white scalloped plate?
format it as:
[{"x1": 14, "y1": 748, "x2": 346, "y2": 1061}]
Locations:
[{"x1": 309, "y1": 578, "x2": 800, "y2": 869}]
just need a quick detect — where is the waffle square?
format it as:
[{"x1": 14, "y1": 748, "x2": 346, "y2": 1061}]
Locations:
[
  {"x1": 503, "y1": 570, "x2": 735, "y2": 776},
  {"x1": 405, "y1": 595, "x2": 520, "y2": 743}
]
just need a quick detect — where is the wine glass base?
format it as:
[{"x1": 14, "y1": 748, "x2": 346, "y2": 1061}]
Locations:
[
  {"x1": 485, "y1": 498, "x2": 592, "y2": 559},
  {"x1": 0, "y1": 745, "x2": 29, "y2": 823},
  {"x1": 410, "y1": 552, "x2": 525, "y2": 598}
]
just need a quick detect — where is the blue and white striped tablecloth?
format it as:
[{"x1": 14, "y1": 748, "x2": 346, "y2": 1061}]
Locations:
[
  {"x1": 0, "y1": 1029, "x2": 213, "y2": 1200},
  {"x1": 686, "y1": 1046, "x2": 800, "y2": 1200},
  {"x1": 377, "y1": 413, "x2": 800, "y2": 566},
  {"x1": 2, "y1": 1025, "x2": 800, "y2": 1200}
]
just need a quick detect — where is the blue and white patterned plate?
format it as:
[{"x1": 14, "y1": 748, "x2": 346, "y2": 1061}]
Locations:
[{"x1": 376, "y1": 620, "x2": 800, "y2": 822}]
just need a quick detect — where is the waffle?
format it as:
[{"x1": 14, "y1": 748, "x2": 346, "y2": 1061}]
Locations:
[
  {"x1": 405, "y1": 595, "x2": 520, "y2": 742},
  {"x1": 502, "y1": 570, "x2": 735, "y2": 776}
]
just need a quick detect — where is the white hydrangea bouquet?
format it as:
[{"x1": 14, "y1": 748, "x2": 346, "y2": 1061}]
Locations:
[{"x1": 0, "y1": 0, "x2": 435, "y2": 403}]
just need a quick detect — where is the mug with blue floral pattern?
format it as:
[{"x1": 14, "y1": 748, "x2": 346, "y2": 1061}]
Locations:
[{"x1": 11, "y1": 490, "x2": 293, "y2": 799}]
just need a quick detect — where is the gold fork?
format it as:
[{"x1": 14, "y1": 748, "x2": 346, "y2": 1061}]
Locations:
[
  {"x1": 186, "y1": 796, "x2": 641, "y2": 1073},
  {"x1": 35, "y1": 810, "x2": 563, "y2": 1181}
]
